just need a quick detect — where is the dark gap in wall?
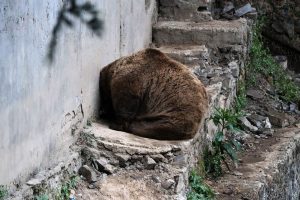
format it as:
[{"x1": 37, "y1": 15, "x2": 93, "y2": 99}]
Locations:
[
  {"x1": 263, "y1": 35, "x2": 300, "y2": 73},
  {"x1": 197, "y1": 6, "x2": 207, "y2": 12}
]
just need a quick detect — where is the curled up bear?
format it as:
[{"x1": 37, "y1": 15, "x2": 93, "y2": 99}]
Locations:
[{"x1": 99, "y1": 48, "x2": 208, "y2": 140}]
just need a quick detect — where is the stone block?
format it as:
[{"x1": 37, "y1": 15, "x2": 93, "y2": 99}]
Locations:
[{"x1": 153, "y1": 19, "x2": 248, "y2": 48}]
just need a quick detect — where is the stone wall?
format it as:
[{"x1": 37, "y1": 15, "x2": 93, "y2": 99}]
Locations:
[
  {"x1": 0, "y1": 0, "x2": 157, "y2": 185},
  {"x1": 232, "y1": 0, "x2": 300, "y2": 71}
]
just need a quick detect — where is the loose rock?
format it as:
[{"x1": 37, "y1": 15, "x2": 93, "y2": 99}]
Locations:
[
  {"x1": 26, "y1": 178, "x2": 42, "y2": 186},
  {"x1": 161, "y1": 179, "x2": 175, "y2": 190},
  {"x1": 78, "y1": 165, "x2": 97, "y2": 183},
  {"x1": 265, "y1": 110, "x2": 289, "y2": 128},
  {"x1": 152, "y1": 175, "x2": 161, "y2": 183},
  {"x1": 150, "y1": 154, "x2": 168, "y2": 163},
  {"x1": 144, "y1": 156, "x2": 156, "y2": 170},
  {"x1": 238, "y1": 117, "x2": 258, "y2": 132},
  {"x1": 93, "y1": 158, "x2": 116, "y2": 174}
]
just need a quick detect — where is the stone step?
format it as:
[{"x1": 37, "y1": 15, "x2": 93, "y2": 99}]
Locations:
[
  {"x1": 158, "y1": 0, "x2": 213, "y2": 22},
  {"x1": 156, "y1": 45, "x2": 210, "y2": 65},
  {"x1": 77, "y1": 82, "x2": 225, "y2": 199},
  {"x1": 153, "y1": 19, "x2": 248, "y2": 48}
]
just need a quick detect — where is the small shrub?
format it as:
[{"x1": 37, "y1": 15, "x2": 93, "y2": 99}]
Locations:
[
  {"x1": 0, "y1": 186, "x2": 8, "y2": 200},
  {"x1": 204, "y1": 108, "x2": 242, "y2": 178},
  {"x1": 187, "y1": 171, "x2": 215, "y2": 200}
]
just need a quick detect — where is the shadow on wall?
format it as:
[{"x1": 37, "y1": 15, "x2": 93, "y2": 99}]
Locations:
[{"x1": 47, "y1": 0, "x2": 104, "y2": 63}]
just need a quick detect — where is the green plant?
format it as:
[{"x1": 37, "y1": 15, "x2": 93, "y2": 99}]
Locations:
[
  {"x1": 187, "y1": 171, "x2": 215, "y2": 200},
  {"x1": 204, "y1": 108, "x2": 242, "y2": 178},
  {"x1": 55, "y1": 175, "x2": 78, "y2": 200},
  {"x1": 248, "y1": 18, "x2": 300, "y2": 102},
  {"x1": 0, "y1": 185, "x2": 8, "y2": 200}
]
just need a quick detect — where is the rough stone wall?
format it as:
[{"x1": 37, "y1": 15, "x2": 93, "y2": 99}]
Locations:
[
  {"x1": 233, "y1": 1, "x2": 300, "y2": 64},
  {"x1": 0, "y1": 0, "x2": 157, "y2": 185}
]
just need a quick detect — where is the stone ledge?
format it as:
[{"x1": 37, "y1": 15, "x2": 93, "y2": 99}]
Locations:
[
  {"x1": 156, "y1": 45, "x2": 210, "y2": 66},
  {"x1": 153, "y1": 19, "x2": 248, "y2": 48},
  {"x1": 212, "y1": 128, "x2": 300, "y2": 200}
]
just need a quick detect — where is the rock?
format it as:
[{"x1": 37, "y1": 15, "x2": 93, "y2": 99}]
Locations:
[
  {"x1": 238, "y1": 117, "x2": 258, "y2": 132},
  {"x1": 265, "y1": 118, "x2": 272, "y2": 129},
  {"x1": 174, "y1": 174, "x2": 185, "y2": 193},
  {"x1": 152, "y1": 175, "x2": 161, "y2": 183},
  {"x1": 274, "y1": 55, "x2": 287, "y2": 70},
  {"x1": 289, "y1": 103, "x2": 297, "y2": 112},
  {"x1": 88, "y1": 183, "x2": 96, "y2": 189},
  {"x1": 150, "y1": 154, "x2": 168, "y2": 163},
  {"x1": 161, "y1": 179, "x2": 175, "y2": 190},
  {"x1": 172, "y1": 154, "x2": 187, "y2": 167},
  {"x1": 235, "y1": 131, "x2": 251, "y2": 144},
  {"x1": 115, "y1": 153, "x2": 131, "y2": 163},
  {"x1": 78, "y1": 165, "x2": 97, "y2": 183},
  {"x1": 254, "y1": 135, "x2": 261, "y2": 139},
  {"x1": 247, "y1": 114, "x2": 272, "y2": 130},
  {"x1": 265, "y1": 110, "x2": 289, "y2": 128},
  {"x1": 228, "y1": 61, "x2": 239, "y2": 78},
  {"x1": 232, "y1": 171, "x2": 243, "y2": 176},
  {"x1": 280, "y1": 102, "x2": 289, "y2": 111},
  {"x1": 93, "y1": 158, "x2": 116, "y2": 174},
  {"x1": 163, "y1": 152, "x2": 174, "y2": 160},
  {"x1": 263, "y1": 129, "x2": 275, "y2": 137},
  {"x1": 26, "y1": 178, "x2": 42, "y2": 186},
  {"x1": 235, "y1": 3, "x2": 253, "y2": 17},
  {"x1": 295, "y1": 78, "x2": 300, "y2": 84},
  {"x1": 246, "y1": 89, "x2": 264, "y2": 100},
  {"x1": 144, "y1": 156, "x2": 156, "y2": 170}
]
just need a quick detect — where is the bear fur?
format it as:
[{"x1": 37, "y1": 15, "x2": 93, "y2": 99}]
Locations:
[{"x1": 99, "y1": 48, "x2": 208, "y2": 140}]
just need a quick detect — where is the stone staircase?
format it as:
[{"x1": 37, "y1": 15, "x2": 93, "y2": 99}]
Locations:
[{"x1": 72, "y1": 0, "x2": 251, "y2": 199}]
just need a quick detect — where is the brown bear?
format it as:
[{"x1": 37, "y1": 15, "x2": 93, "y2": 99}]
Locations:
[{"x1": 99, "y1": 48, "x2": 208, "y2": 140}]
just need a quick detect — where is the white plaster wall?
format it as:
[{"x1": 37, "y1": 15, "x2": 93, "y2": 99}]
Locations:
[{"x1": 0, "y1": 0, "x2": 156, "y2": 184}]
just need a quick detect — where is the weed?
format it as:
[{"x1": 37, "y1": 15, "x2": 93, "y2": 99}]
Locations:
[
  {"x1": 34, "y1": 175, "x2": 78, "y2": 200},
  {"x1": 55, "y1": 175, "x2": 78, "y2": 200},
  {"x1": 204, "y1": 108, "x2": 242, "y2": 178},
  {"x1": 187, "y1": 171, "x2": 215, "y2": 200},
  {"x1": 0, "y1": 185, "x2": 8, "y2": 200},
  {"x1": 248, "y1": 18, "x2": 300, "y2": 102}
]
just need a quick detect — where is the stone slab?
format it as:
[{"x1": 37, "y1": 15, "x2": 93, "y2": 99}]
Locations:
[
  {"x1": 156, "y1": 45, "x2": 210, "y2": 65},
  {"x1": 159, "y1": 0, "x2": 213, "y2": 22},
  {"x1": 153, "y1": 19, "x2": 248, "y2": 48}
]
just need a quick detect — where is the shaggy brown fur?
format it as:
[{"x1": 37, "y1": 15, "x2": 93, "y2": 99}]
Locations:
[{"x1": 99, "y1": 48, "x2": 208, "y2": 140}]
